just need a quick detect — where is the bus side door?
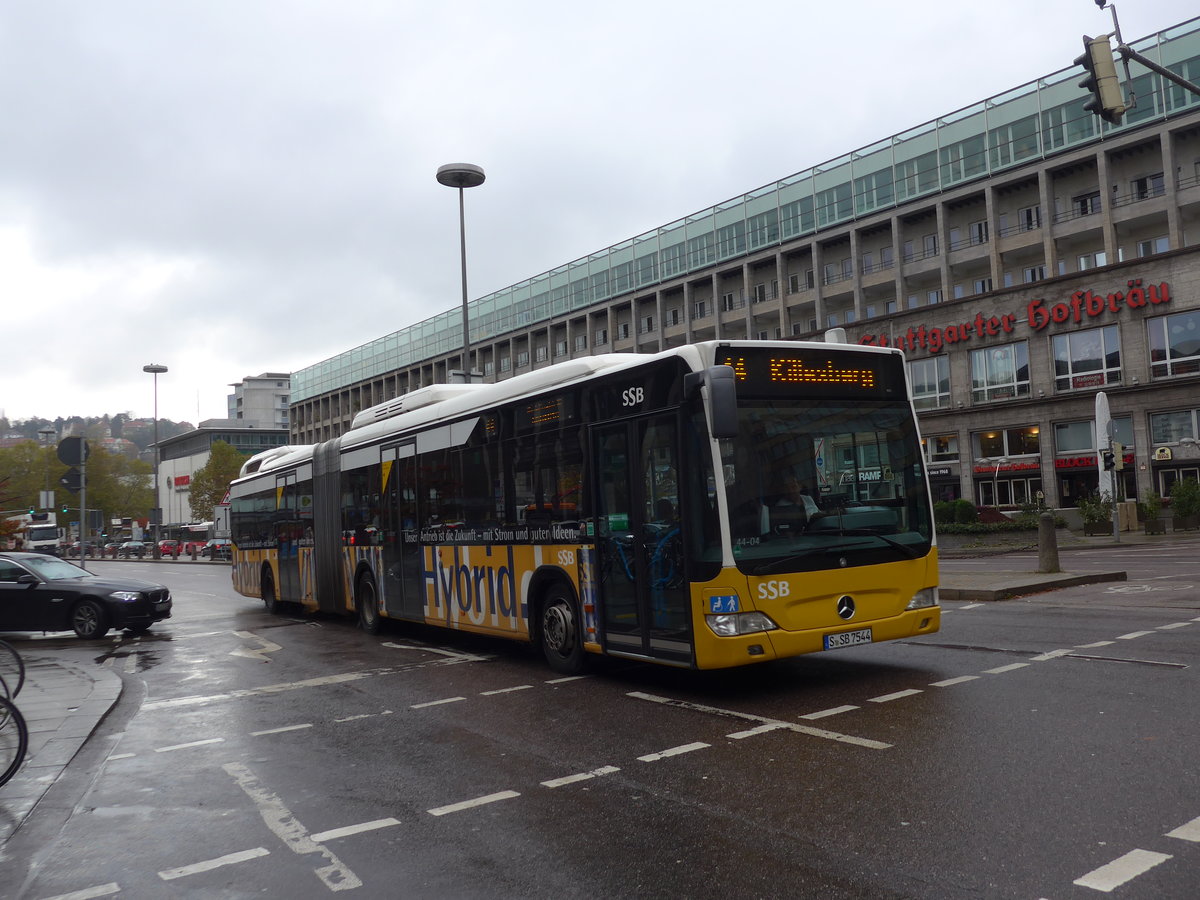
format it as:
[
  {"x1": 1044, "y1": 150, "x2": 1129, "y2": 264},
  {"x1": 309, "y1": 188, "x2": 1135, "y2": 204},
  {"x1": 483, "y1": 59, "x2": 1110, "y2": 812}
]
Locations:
[
  {"x1": 275, "y1": 472, "x2": 301, "y2": 602},
  {"x1": 593, "y1": 414, "x2": 691, "y2": 665},
  {"x1": 382, "y1": 442, "x2": 425, "y2": 620}
]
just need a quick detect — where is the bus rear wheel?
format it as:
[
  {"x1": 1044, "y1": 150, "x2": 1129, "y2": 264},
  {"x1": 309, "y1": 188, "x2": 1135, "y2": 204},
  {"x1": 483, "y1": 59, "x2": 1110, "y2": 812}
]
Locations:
[
  {"x1": 541, "y1": 584, "x2": 584, "y2": 674},
  {"x1": 357, "y1": 572, "x2": 382, "y2": 635},
  {"x1": 262, "y1": 569, "x2": 280, "y2": 614}
]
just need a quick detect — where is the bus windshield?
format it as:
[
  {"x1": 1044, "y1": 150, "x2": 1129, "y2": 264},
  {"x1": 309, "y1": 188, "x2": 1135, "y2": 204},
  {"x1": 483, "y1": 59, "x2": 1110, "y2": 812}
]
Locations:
[{"x1": 721, "y1": 399, "x2": 932, "y2": 574}]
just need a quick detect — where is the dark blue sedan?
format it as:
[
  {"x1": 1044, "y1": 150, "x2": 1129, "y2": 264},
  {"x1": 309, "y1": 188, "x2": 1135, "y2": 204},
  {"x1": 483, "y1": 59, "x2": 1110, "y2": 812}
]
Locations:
[{"x1": 0, "y1": 552, "x2": 172, "y2": 639}]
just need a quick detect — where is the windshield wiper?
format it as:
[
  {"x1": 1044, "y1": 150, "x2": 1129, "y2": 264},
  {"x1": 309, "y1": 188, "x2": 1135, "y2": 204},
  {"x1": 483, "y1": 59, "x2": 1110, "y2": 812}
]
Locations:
[{"x1": 749, "y1": 530, "x2": 920, "y2": 575}]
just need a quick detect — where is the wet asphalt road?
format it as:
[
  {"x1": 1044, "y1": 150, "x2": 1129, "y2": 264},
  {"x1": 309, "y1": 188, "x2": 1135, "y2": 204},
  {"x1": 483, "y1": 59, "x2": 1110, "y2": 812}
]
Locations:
[{"x1": 3, "y1": 545, "x2": 1199, "y2": 899}]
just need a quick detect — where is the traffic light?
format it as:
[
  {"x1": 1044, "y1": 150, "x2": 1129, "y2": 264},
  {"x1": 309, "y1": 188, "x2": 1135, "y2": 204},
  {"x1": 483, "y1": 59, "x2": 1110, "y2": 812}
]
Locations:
[
  {"x1": 61, "y1": 503, "x2": 68, "y2": 513},
  {"x1": 1075, "y1": 35, "x2": 1126, "y2": 125},
  {"x1": 1112, "y1": 442, "x2": 1125, "y2": 471},
  {"x1": 1102, "y1": 449, "x2": 1116, "y2": 471}
]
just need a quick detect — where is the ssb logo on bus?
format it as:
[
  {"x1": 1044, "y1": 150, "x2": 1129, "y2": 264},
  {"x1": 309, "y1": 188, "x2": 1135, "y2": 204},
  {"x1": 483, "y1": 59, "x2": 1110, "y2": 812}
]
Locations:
[
  {"x1": 621, "y1": 386, "x2": 644, "y2": 407},
  {"x1": 757, "y1": 579, "x2": 791, "y2": 600}
]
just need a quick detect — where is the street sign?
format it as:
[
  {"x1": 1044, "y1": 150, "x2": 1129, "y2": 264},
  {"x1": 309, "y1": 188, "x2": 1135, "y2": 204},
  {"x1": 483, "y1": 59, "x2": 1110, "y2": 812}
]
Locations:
[
  {"x1": 57, "y1": 437, "x2": 90, "y2": 466},
  {"x1": 59, "y1": 467, "x2": 84, "y2": 494}
]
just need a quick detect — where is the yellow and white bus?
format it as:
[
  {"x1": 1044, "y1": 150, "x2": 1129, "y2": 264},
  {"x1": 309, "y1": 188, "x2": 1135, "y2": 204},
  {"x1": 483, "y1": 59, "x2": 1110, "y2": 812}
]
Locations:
[{"x1": 229, "y1": 340, "x2": 939, "y2": 672}]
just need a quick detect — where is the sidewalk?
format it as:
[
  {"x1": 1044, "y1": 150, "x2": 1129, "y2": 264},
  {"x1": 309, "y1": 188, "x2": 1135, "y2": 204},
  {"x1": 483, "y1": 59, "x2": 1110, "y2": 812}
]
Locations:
[{"x1": 0, "y1": 654, "x2": 122, "y2": 848}]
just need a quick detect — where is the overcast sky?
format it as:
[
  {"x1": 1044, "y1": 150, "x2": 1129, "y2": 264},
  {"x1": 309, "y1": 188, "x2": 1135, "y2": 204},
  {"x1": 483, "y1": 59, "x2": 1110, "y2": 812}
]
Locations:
[{"x1": 2, "y1": 0, "x2": 1196, "y2": 426}]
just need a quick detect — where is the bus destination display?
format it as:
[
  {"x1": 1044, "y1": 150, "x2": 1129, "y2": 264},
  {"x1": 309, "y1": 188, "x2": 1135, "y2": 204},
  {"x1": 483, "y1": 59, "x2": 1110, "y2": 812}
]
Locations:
[{"x1": 716, "y1": 347, "x2": 905, "y2": 399}]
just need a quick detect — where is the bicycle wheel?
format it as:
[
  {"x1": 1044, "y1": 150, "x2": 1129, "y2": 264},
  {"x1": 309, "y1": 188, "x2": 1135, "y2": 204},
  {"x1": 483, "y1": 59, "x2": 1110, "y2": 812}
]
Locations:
[
  {"x1": 0, "y1": 639, "x2": 25, "y2": 699},
  {"x1": 0, "y1": 695, "x2": 29, "y2": 787}
]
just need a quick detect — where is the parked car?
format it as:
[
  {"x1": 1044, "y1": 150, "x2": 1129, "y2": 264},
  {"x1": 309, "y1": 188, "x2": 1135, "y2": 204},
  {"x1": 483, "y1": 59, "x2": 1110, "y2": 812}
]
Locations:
[
  {"x1": 119, "y1": 540, "x2": 147, "y2": 559},
  {"x1": 157, "y1": 540, "x2": 180, "y2": 556},
  {"x1": 201, "y1": 539, "x2": 232, "y2": 560},
  {"x1": 0, "y1": 551, "x2": 172, "y2": 639},
  {"x1": 103, "y1": 541, "x2": 123, "y2": 557}
]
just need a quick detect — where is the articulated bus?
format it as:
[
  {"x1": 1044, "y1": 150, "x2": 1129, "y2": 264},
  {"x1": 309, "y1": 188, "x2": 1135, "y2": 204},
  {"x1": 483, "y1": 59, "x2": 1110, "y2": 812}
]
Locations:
[{"x1": 229, "y1": 340, "x2": 939, "y2": 672}]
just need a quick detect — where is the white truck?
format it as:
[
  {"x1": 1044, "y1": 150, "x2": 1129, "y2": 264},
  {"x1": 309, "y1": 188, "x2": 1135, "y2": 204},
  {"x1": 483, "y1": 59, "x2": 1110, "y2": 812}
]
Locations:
[{"x1": 5, "y1": 512, "x2": 63, "y2": 554}]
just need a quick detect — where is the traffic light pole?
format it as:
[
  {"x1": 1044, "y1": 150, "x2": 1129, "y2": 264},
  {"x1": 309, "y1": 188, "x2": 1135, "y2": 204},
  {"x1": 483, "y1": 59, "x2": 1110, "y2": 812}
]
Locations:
[{"x1": 1090, "y1": 4, "x2": 1200, "y2": 121}]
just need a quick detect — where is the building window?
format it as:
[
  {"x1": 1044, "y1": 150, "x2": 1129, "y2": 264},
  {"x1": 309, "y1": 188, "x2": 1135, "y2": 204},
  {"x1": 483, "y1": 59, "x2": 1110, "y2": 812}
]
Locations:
[
  {"x1": 721, "y1": 292, "x2": 737, "y2": 311},
  {"x1": 973, "y1": 277, "x2": 993, "y2": 294},
  {"x1": 970, "y1": 342, "x2": 1030, "y2": 403},
  {"x1": 902, "y1": 239, "x2": 915, "y2": 262},
  {"x1": 1150, "y1": 409, "x2": 1198, "y2": 444},
  {"x1": 886, "y1": 300, "x2": 897, "y2": 314},
  {"x1": 753, "y1": 283, "x2": 767, "y2": 303},
  {"x1": 923, "y1": 233, "x2": 938, "y2": 257},
  {"x1": 880, "y1": 246, "x2": 893, "y2": 268},
  {"x1": 573, "y1": 334, "x2": 587, "y2": 351},
  {"x1": 976, "y1": 425, "x2": 1040, "y2": 458},
  {"x1": 1056, "y1": 416, "x2": 1134, "y2": 453},
  {"x1": 1074, "y1": 191, "x2": 1102, "y2": 216},
  {"x1": 1149, "y1": 310, "x2": 1200, "y2": 378},
  {"x1": 639, "y1": 315, "x2": 655, "y2": 334},
  {"x1": 1053, "y1": 325, "x2": 1121, "y2": 392},
  {"x1": 927, "y1": 289, "x2": 942, "y2": 305},
  {"x1": 969, "y1": 220, "x2": 988, "y2": 245},
  {"x1": 1077, "y1": 251, "x2": 1107, "y2": 270},
  {"x1": 692, "y1": 301, "x2": 707, "y2": 319},
  {"x1": 667, "y1": 307, "x2": 681, "y2": 326},
  {"x1": 1137, "y1": 236, "x2": 1170, "y2": 257},
  {"x1": 1018, "y1": 205, "x2": 1041, "y2": 231},
  {"x1": 1131, "y1": 173, "x2": 1164, "y2": 200},
  {"x1": 826, "y1": 312, "x2": 840, "y2": 327},
  {"x1": 909, "y1": 356, "x2": 950, "y2": 410},
  {"x1": 1023, "y1": 265, "x2": 1046, "y2": 284},
  {"x1": 516, "y1": 351, "x2": 529, "y2": 368},
  {"x1": 953, "y1": 284, "x2": 964, "y2": 300},
  {"x1": 535, "y1": 346, "x2": 549, "y2": 362},
  {"x1": 861, "y1": 251, "x2": 874, "y2": 273},
  {"x1": 554, "y1": 340, "x2": 568, "y2": 358},
  {"x1": 617, "y1": 323, "x2": 631, "y2": 340},
  {"x1": 923, "y1": 433, "x2": 959, "y2": 462},
  {"x1": 594, "y1": 328, "x2": 608, "y2": 346},
  {"x1": 907, "y1": 295, "x2": 920, "y2": 309},
  {"x1": 500, "y1": 357, "x2": 512, "y2": 372}
]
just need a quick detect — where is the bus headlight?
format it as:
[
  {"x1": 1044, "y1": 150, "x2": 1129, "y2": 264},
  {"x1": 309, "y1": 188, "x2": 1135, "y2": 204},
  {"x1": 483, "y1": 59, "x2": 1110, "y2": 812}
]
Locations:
[
  {"x1": 905, "y1": 587, "x2": 939, "y2": 610},
  {"x1": 706, "y1": 611, "x2": 778, "y2": 637}
]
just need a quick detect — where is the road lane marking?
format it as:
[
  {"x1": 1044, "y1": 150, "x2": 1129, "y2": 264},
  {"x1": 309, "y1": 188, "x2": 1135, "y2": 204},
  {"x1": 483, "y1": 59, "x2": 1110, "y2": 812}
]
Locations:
[
  {"x1": 869, "y1": 689, "x2": 923, "y2": 703},
  {"x1": 983, "y1": 663, "x2": 1030, "y2": 674},
  {"x1": 1116, "y1": 631, "x2": 1154, "y2": 640},
  {"x1": 155, "y1": 738, "x2": 225, "y2": 753},
  {"x1": 251, "y1": 724, "x2": 313, "y2": 736},
  {"x1": 480, "y1": 685, "x2": 533, "y2": 695},
  {"x1": 107, "y1": 753, "x2": 136, "y2": 761},
  {"x1": 959, "y1": 603, "x2": 983, "y2": 610},
  {"x1": 223, "y1": 762, "x2": 362, "y2": 891},
  {"x1": 728, "y1": 723, "x2": 788, "y2": 739},
  {"x1": 427, "y1": 791, "x2": 520, "y2": 816},
  {"x1": 628, "y1": 692, "x2": 890, "y2": 750},
  {"x1": 546, "y1": 675, "x2": 589, "y2": 683},
  {"x1": 639, "y1": 742, "x2": 710, "y2": 762},
  {"x1": 411, "y1": 696, "x2": 465, "y2": 709},
  {"x1": 1157, "y1": 622, "x2": 1191, "y2": 630},
  {"x1": 231, "y1": 630, "x2": 282, "y2": 662},
  {"x1": 39, "y1": 884, "x2": 122, "y2": 899},
  {"x1": 1075, "y1": 641, "x2": 1115, "y2": 648},
  {"x1": 310, "y1": 818, "x2": 401, "y2": 843},
  {"x1": 144, "y1": 658, "x2": 479, "y2": 711},
  {"x1": 159, "y1": 848, "x2": 270, "y2": 881},
  {"x1": 542, "y1": 766, "x2": 620, "y2": 788},
  {"x1": 381, "y1": 641, "x2": 490, "y2": 661},
  {"x1": 1166, "y1": 814, "x2": 1200, "y2": 842},
  {"x1": 1073, "y1": 848, "x2": 1171, "y2": 892},
  {"x1": 800, "y1": 705, "x2": 859, "y2": 719},
  {"x1": 929, "y1": 676, "x2": 980, "y2": 687},
  {"x1": 1030, "y1": 649, "x2": 1073, "y2": 661}
]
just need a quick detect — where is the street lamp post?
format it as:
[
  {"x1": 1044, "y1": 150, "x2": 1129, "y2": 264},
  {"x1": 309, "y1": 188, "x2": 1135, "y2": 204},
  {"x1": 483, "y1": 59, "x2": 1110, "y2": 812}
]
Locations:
[
  {"x1": 436, "y1": 163, "x2": 486, "y2": 383},
  {"x1": 143, "y1": 364, "x2": 168, "y2": 555}
]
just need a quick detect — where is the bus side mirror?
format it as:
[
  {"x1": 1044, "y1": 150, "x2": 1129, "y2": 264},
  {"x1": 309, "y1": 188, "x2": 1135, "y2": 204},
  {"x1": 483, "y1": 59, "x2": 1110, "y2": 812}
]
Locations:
[{"x1": 685, "y1": 366, "x2": 738, "y2": 440}]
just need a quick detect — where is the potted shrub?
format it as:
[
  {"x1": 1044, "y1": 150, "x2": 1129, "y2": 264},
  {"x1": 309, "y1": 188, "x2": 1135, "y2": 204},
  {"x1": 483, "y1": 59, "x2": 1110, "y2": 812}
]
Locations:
[
  {"x1": 1141, "y1": 490, "x2": 1166, "y2": 534},
  {"x1": 1169, "y1": 478, "x2": 1200, "y2": 531},
  {"x1": 1077, "y1": 491, "x2": 1114, "y2": 536}
]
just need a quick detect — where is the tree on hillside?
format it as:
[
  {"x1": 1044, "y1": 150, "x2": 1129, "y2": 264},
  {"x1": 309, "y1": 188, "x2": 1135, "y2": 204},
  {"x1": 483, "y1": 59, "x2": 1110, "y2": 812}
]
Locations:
[
  {"x1": 0, "y1": 444, "x2": 153, "y2": 529},
  {"x1": 189, "y1": 441, "x2": 246, "y2": 521}
]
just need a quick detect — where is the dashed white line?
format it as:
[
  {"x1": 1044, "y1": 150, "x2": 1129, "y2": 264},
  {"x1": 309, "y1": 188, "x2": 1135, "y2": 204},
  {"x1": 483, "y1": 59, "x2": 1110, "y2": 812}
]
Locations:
[
  {"x1": 800, "y1": 705, "x2": 859, "y2": 720},
  {"x1": 546, "y1": 675, "x2": 588, "y2": 684},
  {"x1": 411, "y1": 696, "x2": 465, "y2": 709},
  {"x1": 480, "y1": 685, "x2": 533, "y2": 695},
  {"x1": 1157, "y1": 622, "x2": 1191, "y2": 630},
  {"x1": 1166, "y1": 814, "x2": 1200, "y2": 842},
  {"x1": 983, "y1": 663, "x2": 1031, "y2": 674},
  {"x1": 427, "y1": 790, "x2": 521, "y2": 816},
  {"x1": 107, "y1": 752, "x2": 136, "y2": 761},
  {"x1": 159, "y1": 848, "x2": 270, "y2": 881},
  {"x1": 869, "y1": 689, "x2": 923, "y2": 703},
  {"x1": 1075, "y1": 641, "x2": 1116, "y2": 648},
  {"x1": 39, "y1": 884, "x2": 122, "y2": 900},
  {"x1": 251, "y1": 724, "x2": 313, "y2": 736},
  {"x1": 1116, "y1": 631, "x2": 1154, "y2": 640},
  {"x1": 728, "y1": 723, "x2": 788, "y2": 739},
  {"x1": 959, "y1": 603, "x2": 984, "y2": 610},
  {"x1": 1030, "y1": 649, "x2": 1074, "y2": 661},
  {"x1": 309, "y1": 818, "x2": 401, "y2": 843},
  {"x1": 541, "y1": 766, "x2": 620, "y2": 788},
  {"x1": 638, "y1": 742, "x2": 710, "y2": 762},
  {"x1": 155, "y1": 738, "x2": 225, "y2": 753},
  {"x1": 929, "y1": 675, "x2": 980, "y2": 687},
  {"x1": 1073, "y1": 848, "x2": 1171, "y2": 892}
]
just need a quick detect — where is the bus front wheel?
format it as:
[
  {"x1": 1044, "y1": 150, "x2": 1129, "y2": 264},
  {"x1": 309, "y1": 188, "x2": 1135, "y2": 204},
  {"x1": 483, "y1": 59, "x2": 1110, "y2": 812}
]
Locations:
[
  {"x1": 541, "y1": 584, "x2": 584, "y2": 674},
  {"x1": 357, "y1": 572, "x2": 382, "y2": 635}
]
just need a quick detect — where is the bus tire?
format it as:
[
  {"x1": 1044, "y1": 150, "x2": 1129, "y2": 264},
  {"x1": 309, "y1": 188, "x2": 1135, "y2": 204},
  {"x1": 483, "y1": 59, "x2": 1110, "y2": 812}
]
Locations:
[
  {"x1": 262, "y1": 568, "x2": 280, "y2": 614},
  {"x1": 356, "y1": 571, "x2": 382, "y2": 635},
  {"x1": 540, "y1": 582, "x2": 584, "y2": 675}
]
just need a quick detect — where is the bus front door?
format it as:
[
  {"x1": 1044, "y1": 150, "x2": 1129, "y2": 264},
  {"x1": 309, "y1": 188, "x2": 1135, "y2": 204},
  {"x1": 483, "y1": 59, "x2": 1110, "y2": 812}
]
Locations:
[
  {"x1": 275, "y1": 473, "x2": 301, "y2": 602},
  {"x1": 594, "y1": 415, "x2": 692, "y2": 665}
]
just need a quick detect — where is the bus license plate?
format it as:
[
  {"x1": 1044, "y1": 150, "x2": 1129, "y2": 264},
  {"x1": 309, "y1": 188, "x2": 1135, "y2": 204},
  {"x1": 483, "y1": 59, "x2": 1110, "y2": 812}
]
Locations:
[{"x1": 824, "y1": 628, "x2": 872, "y2": 650}]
